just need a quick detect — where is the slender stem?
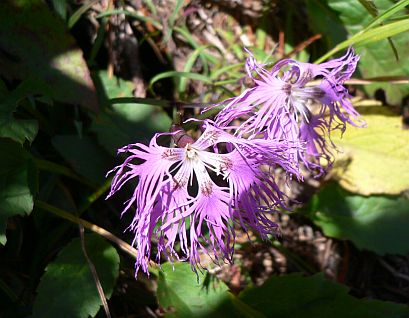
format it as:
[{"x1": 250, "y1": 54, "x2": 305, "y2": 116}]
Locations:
[
  {"x1": 78, "y1": 178, "x2": 112, "y2": 215},
  {"x1": 182, "y1": 105, "x2": 225, "y2": 131},
  {"x1": 35, "y1": 159, "x2": 96, "y2": 188},
  {"x1": 0, "y1": 278, "x2": 24, "y2": 305},
  {"x1": 109, "y1": 97, "x2": 214, "y2": 110},
  {"x1": 344, "y1": 77, "x2": 409, "y2": 85},
  {"x1": 307, "y1": 76, "x2": 409, "y2": 87},
  {"x1": 79, "y1": 225, "x2": 111, "y2": 318},
  {"x1": 35, "y1": 200, "x2": 140, "y2": 261}
]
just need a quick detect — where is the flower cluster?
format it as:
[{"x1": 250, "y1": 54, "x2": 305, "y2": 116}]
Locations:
[
  {"x1": 214, "y1": 48, "x2": 364, "y2": 174},
  {"x1": 107, "y1": 49, "x2": 363, "y2": 275}
]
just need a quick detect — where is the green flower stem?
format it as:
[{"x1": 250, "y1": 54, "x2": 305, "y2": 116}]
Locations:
[
  {"x1": 78, "y1": 178, "x2": 112, "y2": 216},
  {"x1": 35, "y1": 159, "x2": 96, "y2": 188},
  {"x1": 0, "y1": 278, "x2": 24, "y2": 305},
  {"x1": 182, "y1": 105, "x2": 225, "y2": 131},
  {"x1": 35, "y1": 200, "x2": 137, "y2": 260}
]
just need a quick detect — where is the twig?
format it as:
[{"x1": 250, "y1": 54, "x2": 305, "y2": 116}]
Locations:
[
  {"x1": 378, "y1": 258, "x2": 409, "y2": 283},
  {"x1": 35, "y1": 200, "x2": 137, "y2": 260},
  {"x1": 308, "y1": 76, "x2": 409, "y2": 87},
  {"x1": 283, "y1": 34, "x2": 322, "y2": 59},
  {"x1": 345, "y1": 76, "x2": 409, "y2": 85},
  {"x1": 79, "y1": 225, "x2": 111, "y2": 318},
  {"x1": 278, "y1": 31, "x2": 285, "y2": 58}
]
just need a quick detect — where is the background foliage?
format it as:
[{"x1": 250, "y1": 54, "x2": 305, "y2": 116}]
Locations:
[{"x1": 1, "y1": 0, "x2": 408, "y2": 317}]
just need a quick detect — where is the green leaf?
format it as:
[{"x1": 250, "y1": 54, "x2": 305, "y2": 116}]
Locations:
[
  {"x1": 324, "y1": 0, "x2": 409, "y2": 104},
  {"x1": 178, "y1": 45, "x2": 213, "y2": 93},
  {"x1": 306, "y1": 1, "x2": 348, "y2": 53},
  {"x1": 51, "y1": 0, "x2": 68, "y2": 20},
  {"x1": 364, "y1": 0, "x2": 409, "y2": 30},
  {"x1": 173, "y1": 26, "x2": 219, "y2": 64},
  {"x1": 96, "y1": 9, "x2": 162, "y2": 29},
  {"x1": 239, "y1": 273, "x2": 409, "y2": 318},
  {"x1": 331, "y1": 104, "x2": 409, "y2": 195},
  {"x1": 163, "y1": 0, "x2": 184, "y2": 43},
  {"x1": 68, "y1": 0, "x2": 99, "y2": 29},
  {"x1": 359, "y1": 0, "x2": 379, "y2": 16},
  {"x1": 52, "y1": 135, "x2": 113, "y2": 185},
  {"x1": 305, "y1": 183, "x2": 409, "y2": 255},
  {"x1": 157, "y1": 263, "x2": 408, "y2": 317},
  {"x1": 33, "y1": 234, "x2": 120, "y2": 318},
  {"x1": 352, "y1": 19, "x2": 409, "y2": 47},
  {"x1": 0, "y1": 81, "x2": 39, "y2": 144},
  {"x1": 91, "y1": 72, "x2": 171, "y2": 154},
  {"x1": 0, "y1": 139, "x2": 37, "y2": 245},
  {"x1": 157, "y1": 262, "x2": 236, "y2": 318},
  {"x1": 150, "y1": 71, "x2": 212, "y2": 94},
  {"x1": 0, "y1": 1, "x2": 98, "y2": 111}
]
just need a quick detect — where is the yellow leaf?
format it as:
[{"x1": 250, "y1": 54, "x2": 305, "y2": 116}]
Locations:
[{"x1": 331, "y1": 104, "x2": 409, "y2": 195}]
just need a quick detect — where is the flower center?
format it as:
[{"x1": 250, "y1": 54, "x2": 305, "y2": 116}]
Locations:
[{"x1": 185, "y1": 144, "x2": 199, "y2": 160}]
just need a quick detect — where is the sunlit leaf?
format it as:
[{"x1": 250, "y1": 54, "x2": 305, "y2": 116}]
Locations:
[
  {"x1": 157, "y1": 262, "x2": 231, "y2": 317},
  {"x1": 157, "y1": 262, "x2": 409, "y2": 318},
  {"x1": 0, "y1": 1, "x2": 98, "y2": 111},
  {"x1": 324, "y1": 0, "x2": 409, "y2": 104},
  {"x1": 33, "y1": 234, "x2": 120, "y2": 318},
  {"x1": 91, "y1": 72, "x2": 171, "y2": 154},
  {"x1": 358, "y1": 0, "x2": 379, "y2": 16},
  {"x1": 331, "y1": 104, "x2": 409, "y2": 195},
  {"x1": 0, "y1": 139, "x2": 37, "y2": 245},
  {"x1": 305, "y1": 183, "x2": 409, "y2": 255},
  {"x1": 363, "y1": 0, "x2": 409, "y2": 30}
]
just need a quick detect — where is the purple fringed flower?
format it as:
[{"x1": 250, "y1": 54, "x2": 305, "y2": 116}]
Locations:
[
  {"x1": 213, "y1": 48, "x2": 364, "y2": 174},
  {"x1": 107, "y1": 121, "x2": 299, "y2": 275}
]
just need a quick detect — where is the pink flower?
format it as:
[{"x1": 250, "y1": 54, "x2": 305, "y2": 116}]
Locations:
[
  {"x1": 107, "y1": 121, "x2": 298, "y2": 275},
  {"x1": 213, "y1": 48, "x2": 364, "y2": 174}
]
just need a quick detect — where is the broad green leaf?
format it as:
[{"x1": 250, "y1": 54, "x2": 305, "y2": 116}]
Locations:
[
  {"x1": 331, "y1": 104, "x2": 409, "y2": 195},
  {"x1": 0, "y1": 81, "x2": 38, "y2": 144},
  {"x1": 239, "y1": 273, "x2": 409, "y2": 318},
  {"x1": 33, "y1": 234, "x2": 120, "y2": 318},
  {"x1": 52, "y1": 135, "x2": 113, "y2": 185},
  {"x1": 0, "y1": 139, "x2": 37, "y2": 245},
  {"x1": 91, "y1": 72, "x2": 171, "y2": 154},
  {"x1": 305, "y1": 183, "x2": 409, "y2": 255},
  {"x1": 157, "y1": 263, "x2": 408, "y2": 317},
  {"x1": 307, "y1": 1, "x2": 349, "y2": 50},
  {"x1": 0, "y1": 1, "x2": 98, "y2": 111},
  {"x1": 326, "y1": 0, "x2": 409, "y2": 104},
  {"x1": 157, "y1": 262, "x2": 250, "y2": 318}
]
